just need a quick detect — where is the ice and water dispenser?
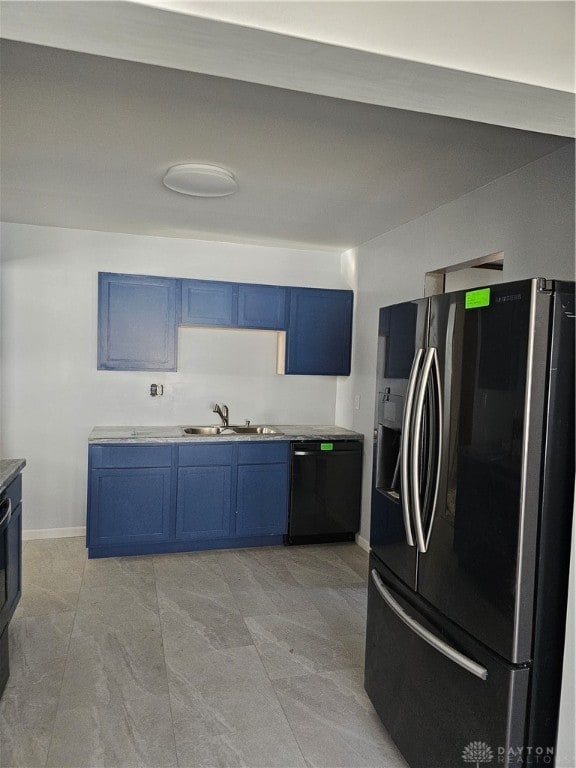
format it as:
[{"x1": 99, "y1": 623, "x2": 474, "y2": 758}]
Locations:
[{"x1": 373, "y1": 303, "x2": 419, "y2": 503}]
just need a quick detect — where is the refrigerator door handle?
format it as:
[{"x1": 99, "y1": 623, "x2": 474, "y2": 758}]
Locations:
[
  {"x1": 370, "y1": 569, "x2": 488, "y2": 681},
  {"x1": 411, "y1": 347, "x2": 435, "y2": 552},
  {"x1": 400, "y1": 348, "x2": 424, "y2": 547},
  {"x1": 424, "y1": 348, "x2": 443, "y2": 550}
]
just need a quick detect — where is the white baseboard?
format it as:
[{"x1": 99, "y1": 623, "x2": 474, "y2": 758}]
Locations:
[
  {"x1": 23, "y1": 527, "x2": 86, "y2": 541},
  {"x1": 355, "y1": 534, "x2": 370, "y2": 553}
]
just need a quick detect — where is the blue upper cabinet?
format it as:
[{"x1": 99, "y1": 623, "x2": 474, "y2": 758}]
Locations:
[
  {"x1": 181, "y1": 280, "x2": 286, "y2": 330},
  {"x1": 98, "y1": 273, "x2": 178, "y2": 371},
  {"x1": 181, "y1": 279, "x2": 237, "y2": 327},
  {"x1": 237, "y1": 284, "x2": 287, "y2": 330},
  {"x1": 286, "y1": 288, "x2": 353, "y2": 375},
  {"x1": 98, "y1": 272, "x2": 353, "y2": 376}
]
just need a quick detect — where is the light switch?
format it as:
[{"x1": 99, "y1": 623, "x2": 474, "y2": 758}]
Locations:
[{"x1": 354, "y1": 394, "x2": 361, "y2": 410}]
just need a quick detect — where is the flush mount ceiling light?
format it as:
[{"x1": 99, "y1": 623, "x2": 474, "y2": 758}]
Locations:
[{"x1": 162, "y1": 163, "x2": 238, "y2": 197}]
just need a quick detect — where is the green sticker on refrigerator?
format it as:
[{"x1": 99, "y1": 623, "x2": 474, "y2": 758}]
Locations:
[
  {"x1": 320, "y1": 443, "x2": 334, "y2": 451},
  {"x1": 465, "y1": 287, "x2": 491, "y2": 309}
]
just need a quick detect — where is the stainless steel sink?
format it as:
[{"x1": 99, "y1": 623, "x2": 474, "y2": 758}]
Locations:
[{"x1": 181, "y1": 425, "x2": 283, "y2": 436}]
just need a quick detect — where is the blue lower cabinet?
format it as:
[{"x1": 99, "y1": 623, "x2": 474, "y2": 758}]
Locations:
[
  {"x1": 236, "y1": 463, "x2": 289, "y2": 536},
  {"x1": 87, "y1": 441, "x2": 290, "y2": 557},
  {"x1": 176, "y1": 466, "x2": 232, "y2": 540},
  {"x1": 88, "y1": 468, "x2": 172, "y2": 546}
]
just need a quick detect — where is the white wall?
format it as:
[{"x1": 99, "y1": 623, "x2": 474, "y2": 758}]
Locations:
[
  {"x1": 443, "y1": 266, "x2": 505, "y2": 292},
  {"x1": 0, "y1": 225, "x2": 349, "y2": 532},
  {"x1": 349, "y1": 143, "x2": 575, "y2": 543}
]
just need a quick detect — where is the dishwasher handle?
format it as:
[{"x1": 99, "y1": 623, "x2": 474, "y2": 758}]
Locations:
[{"x1": 293, "y1": 449, "x2": 362, "y2": 456}]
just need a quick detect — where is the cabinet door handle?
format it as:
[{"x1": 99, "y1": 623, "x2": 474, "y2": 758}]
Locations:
[{"x1": 0, "y1": 497, "x2": 12, "y2": 531}]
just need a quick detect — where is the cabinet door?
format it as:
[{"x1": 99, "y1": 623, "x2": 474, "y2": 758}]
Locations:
[
  {"x1": 286, "y1": 288, "x2": 353, "y2": 375},
  {"x1": 236, "y1": 464, "x2": 289, "y2": 536},
  {"x1": 89, "y1": 468, "x2": 172, "y2": 545},
  {"x1": 98, "y1": 273, "x2": 178, "y2": 371},
  {"x1": 5, "y1": 503, "x2": 22, "y2": 622},
  {"x1": 237, "y1": 284, "x2": 287, "y2": 330},
  {"x1": 176, "y1": 466, "x2": 232, "y2": 540},
  {"x1": 181, "y1": 279, "x2": 236, "y2": 327}
]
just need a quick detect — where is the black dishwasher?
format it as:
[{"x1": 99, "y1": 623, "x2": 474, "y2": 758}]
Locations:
[{"x1": 285, "y1": 440, "x2": 363, "y2": 545}]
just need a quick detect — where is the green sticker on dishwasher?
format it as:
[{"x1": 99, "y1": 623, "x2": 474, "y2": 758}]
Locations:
[
  {"x1": 465, "y1": 287, "x2": 491, "y2": 309},
  {"x1": 320, "y1": 443, "x2": 334, "y2": 451}
]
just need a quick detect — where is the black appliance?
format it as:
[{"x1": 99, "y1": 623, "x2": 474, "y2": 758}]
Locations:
[
  {"x1": 0, "y1": 493, "x2": 12, "y2": 697},
  {"x1": 0, "y1": 496, "x2": 10, "y2": 617},
  {"x1": 365, "y1": 278, "x2": 575, "y2": 768},
  {"x1": 286, "y1": 440, "x2": 362, "y2": 545},
  {"x1": 0, "y1": 473, "x2": 23, "y2": 698}
]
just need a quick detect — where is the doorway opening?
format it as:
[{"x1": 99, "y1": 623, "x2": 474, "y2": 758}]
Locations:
[{"x1": 424, "y1": 251, "x2": 504, "y2": 296}]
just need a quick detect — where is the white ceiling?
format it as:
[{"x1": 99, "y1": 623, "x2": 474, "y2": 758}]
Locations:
[
  {"x1": 0, "y1": 2, "x2": 573, "y2": 250},
  {"x1": 2, "y1": 1, "x2": 573, "y2": 137},
  {"x1": 142, "y1": 1, "x2": 575, "y2": 92}
]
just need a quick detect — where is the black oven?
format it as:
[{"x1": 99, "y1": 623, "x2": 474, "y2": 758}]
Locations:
[
  {"x1": 0, "y1": 493, "x2": 12, "y2": 697},
  {"x1": 0, "y1": 494, "x2": 12, "y2": 612}
]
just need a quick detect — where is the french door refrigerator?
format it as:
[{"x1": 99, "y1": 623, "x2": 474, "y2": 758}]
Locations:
[{"x1": 365, "y1": 278, "x2": 574, "y2": 768}]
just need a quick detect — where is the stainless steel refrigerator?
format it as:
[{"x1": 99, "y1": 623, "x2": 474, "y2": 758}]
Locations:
[{"x1": 365, "y1": 278, "x2": 574, "y2": 768}]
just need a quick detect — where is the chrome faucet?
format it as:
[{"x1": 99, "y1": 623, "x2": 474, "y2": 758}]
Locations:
[{"x1": 212, "y1": 403, "x2": 229, "y2": 427}]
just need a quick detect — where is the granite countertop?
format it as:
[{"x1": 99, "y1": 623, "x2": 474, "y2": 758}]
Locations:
[
  {"x1": 0, "y1": 459, "x2": 26, "y2": 494},
  {"x1": 88, "y1": 425, "x2": 363, "y2": 444}
]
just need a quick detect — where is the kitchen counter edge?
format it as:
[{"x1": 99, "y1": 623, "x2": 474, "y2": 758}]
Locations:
[
  {"x1": 88, "y1": 426, "x2": 363, "y2": 444},
  {"x1": 0, "y1": 459, "x2": 26, "y2": 494}
]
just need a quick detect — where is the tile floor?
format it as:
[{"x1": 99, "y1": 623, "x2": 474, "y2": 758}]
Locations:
[{"x1": 0, "y1": 538, "x2": 408, "y2": 768}]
